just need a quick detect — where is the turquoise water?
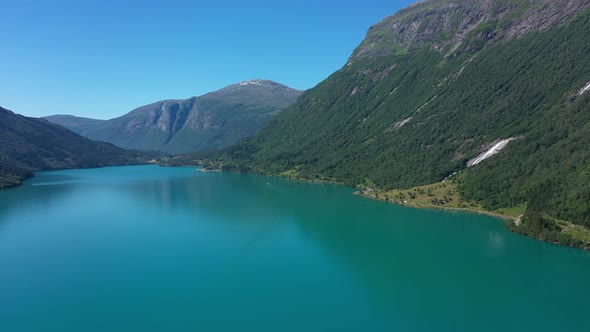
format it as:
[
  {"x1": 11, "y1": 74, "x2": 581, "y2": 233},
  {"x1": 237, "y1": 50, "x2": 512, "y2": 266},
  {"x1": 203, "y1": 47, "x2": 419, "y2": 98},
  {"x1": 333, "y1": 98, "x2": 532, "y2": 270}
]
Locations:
[{"x1": 0, "y1": 165, "x2": 589, "y2": 331}]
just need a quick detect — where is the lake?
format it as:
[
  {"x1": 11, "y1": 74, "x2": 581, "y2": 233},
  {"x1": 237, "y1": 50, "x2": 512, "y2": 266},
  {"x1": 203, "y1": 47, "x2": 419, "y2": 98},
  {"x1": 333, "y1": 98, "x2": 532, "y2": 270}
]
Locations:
[{"x1": 0, "y1": 165, "x2": 589, "y2": 331}]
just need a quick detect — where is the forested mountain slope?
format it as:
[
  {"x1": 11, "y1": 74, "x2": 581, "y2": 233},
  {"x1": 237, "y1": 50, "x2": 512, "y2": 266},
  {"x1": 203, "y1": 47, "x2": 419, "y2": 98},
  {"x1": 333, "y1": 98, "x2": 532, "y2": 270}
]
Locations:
[
  {"x1": 0, "y1": 107, "x2": 152, "y2": 188},
  {"x1": 194, "y1": 0, "x2": 590, "y2": 246}
]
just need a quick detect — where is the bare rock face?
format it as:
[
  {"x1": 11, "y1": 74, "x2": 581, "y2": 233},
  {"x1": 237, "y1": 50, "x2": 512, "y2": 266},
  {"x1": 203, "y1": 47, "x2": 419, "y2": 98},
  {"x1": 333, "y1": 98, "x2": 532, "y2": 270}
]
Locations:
[
  {"x1": 505, "y1": 1, "x2": 590, "y2": 38},
  {"x1": 350, "y1": 0, "x2": 590, "y2": 62}
]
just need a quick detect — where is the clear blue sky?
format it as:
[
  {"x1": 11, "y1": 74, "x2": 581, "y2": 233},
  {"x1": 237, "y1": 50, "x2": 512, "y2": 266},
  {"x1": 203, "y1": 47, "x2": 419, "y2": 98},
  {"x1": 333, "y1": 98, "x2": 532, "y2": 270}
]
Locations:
[{"x1": 1, "y1": 0, "x2": 417, "y2": 119}]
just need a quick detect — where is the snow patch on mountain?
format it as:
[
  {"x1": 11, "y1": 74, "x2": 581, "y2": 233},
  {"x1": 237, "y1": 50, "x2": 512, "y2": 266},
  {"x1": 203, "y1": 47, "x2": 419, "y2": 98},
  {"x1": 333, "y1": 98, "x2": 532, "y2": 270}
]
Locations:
[
  {"x1": 394, "y1": 117, "x2": 412, "y2": 129},
  {"x1": 239, "y1": 80, "x2": 269, "y2": 87},
  {"x1": 467, "y1": 138, "x2": 517, "y2": 167},
  {"x1": 578, "y1": 81, "x2": 590, "y2": 96}
]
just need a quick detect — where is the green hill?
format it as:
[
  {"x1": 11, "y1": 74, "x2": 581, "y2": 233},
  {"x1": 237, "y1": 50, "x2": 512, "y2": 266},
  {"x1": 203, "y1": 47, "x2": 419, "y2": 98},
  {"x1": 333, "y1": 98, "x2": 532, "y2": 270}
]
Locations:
[
  {"x1": 186, "y1": 0, "x2": 590, "y2": 247},
  {"x1": 0, "y1": 106, "x2": 154, "y2": 188}
]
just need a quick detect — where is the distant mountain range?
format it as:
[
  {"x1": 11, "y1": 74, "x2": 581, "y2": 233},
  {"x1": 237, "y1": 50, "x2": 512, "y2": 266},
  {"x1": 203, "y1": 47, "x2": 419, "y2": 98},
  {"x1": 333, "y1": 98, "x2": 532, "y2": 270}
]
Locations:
[
  {"x1": 45, "y1": 80, "x2": 302, "y2": 154},
  {"x1": 0, "y1": 106, "x2": 155, "y2": 188}
]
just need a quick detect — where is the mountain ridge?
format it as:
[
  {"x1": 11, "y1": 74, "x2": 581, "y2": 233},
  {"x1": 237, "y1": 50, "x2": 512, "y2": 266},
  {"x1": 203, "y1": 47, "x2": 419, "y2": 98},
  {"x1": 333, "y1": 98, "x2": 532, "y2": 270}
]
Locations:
[
  {"x1": 351, "y1": 0, "x2": 590, "y2": 62},
  {"x1": 45, "y1": 79, "x2": 302, "y2": 154},
  {"x1": 43, "y1": 114, "x2": 105, "y2": 136}
]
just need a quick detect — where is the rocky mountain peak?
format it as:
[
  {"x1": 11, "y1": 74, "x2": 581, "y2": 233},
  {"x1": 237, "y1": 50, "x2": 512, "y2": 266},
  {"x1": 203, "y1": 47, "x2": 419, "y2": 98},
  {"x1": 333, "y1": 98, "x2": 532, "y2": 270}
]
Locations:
[
  {"x1": 350, "y1": 0, "x2": 590, "y2": 62},
  {"x1": 221, "y1": 79, "x2": 295, "y2": 93},
  {"x1": 237, "y1": 79, "x2": 274, "y2": 87}
]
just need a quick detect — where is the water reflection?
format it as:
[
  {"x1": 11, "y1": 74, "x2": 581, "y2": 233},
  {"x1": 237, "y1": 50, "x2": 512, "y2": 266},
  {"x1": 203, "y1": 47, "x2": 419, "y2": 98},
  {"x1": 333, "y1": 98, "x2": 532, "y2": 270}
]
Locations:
[{"x1": 1, "y1": 166, "x2": 590, "y2": 332}]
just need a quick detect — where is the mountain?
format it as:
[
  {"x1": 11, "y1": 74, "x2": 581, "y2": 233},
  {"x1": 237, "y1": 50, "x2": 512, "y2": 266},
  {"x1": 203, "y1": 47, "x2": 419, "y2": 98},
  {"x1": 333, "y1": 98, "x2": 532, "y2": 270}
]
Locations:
[
  {"x1": 0, "y1": 106, "x2": 154, "y2": 189},
  {"x1": 45, "y1": 80, "x2": 302, "y2": 154},
  {"x1": 43, "y1": 114, "x2": 105, "y2": 136},
  {"x1": 190, "y1": 0, "x2": 590, "y2": 247}
]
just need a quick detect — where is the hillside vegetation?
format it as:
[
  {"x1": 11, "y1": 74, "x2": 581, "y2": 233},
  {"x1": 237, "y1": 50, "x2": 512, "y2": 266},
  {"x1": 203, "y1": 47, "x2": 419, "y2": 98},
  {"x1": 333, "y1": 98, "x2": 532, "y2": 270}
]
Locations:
[
  {"x1": 178, "y1": 0, "x2": 590, "y2": 248},
  {"x1": 0, "y1": 107, "x2": 155, "y2": 188}
]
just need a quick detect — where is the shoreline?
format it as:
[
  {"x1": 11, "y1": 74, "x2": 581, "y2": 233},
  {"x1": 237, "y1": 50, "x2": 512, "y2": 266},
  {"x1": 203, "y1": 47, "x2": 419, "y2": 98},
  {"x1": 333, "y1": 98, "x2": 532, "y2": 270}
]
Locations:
[
  {"x1": 203, "y1": 163, "x2": 521, "y2": 223},
  {"x1": 0, "y1": 163, "x2": 152, "y2": 191},
  {"x1": 251, "y1": 169, "x2": 589, "y2": 250},
  {"x1": 193, "y1": 163, "x2": 519, "y2": 222},
  {"x1": 6, "y1": 163, "x2": 589, "y2": 250},
  {"x1": 355, "y1": 190, "x2": 517, "y2": 222},
  {"x1": 355, "y1": 190, "x2": 589, "y2": 251}
]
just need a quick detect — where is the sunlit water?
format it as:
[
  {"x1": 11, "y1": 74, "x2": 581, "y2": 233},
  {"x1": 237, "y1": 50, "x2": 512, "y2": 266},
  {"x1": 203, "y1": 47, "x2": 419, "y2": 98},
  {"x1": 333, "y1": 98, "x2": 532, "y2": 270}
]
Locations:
[{"x1": 1, "y1": 165, "x2": 589, "y2": 331}]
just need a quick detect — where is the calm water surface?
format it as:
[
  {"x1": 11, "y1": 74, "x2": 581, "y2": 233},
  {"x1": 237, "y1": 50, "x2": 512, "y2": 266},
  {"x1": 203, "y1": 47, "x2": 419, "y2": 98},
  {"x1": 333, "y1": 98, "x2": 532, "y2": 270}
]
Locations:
[{"x1": 0, "y1": 165, "x2": 589, "y2": 332}]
